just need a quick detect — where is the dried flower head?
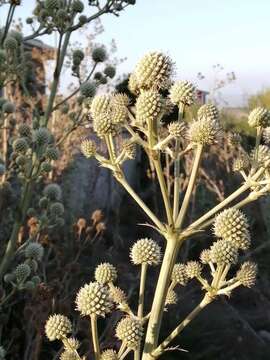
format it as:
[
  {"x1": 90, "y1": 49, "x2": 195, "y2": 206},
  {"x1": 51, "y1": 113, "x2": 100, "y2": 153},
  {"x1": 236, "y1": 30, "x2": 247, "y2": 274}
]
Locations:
[
  {"x1": 210, "y1": 240, "x2": 238, "y2": 265},
  {"x1": 136, "y1": 89, "x2": 164, "y2": 124},
  {"x1": 60, "y1": 351, "x2": 77, "y2": 360},
  {"x1": 169, "y1": 80, "x2": 196, "y2": 106},
  {"x1": 93, "y1": 113, "x2": 115, "y2": 138},
  {"x1": 116, "y1": 317, "x2": 143, "y2": 350},
  {"x1": 165, "y1": 289, "x2": 178, "y2": 305},
  {"x1": 18, "y1": 124, "x2": 31, "y2": 138},
  {"x1": 90, "y1": 95, "x2": 111, "y2": 120},
  {"x1": 233, "y1": 153, "x2": 250, "y2": 172},
  {"x1": 109, "y1": 285, "x2": 128, "y2": 304},
  {"x1": 197, "y1": 103, "x2": 219, "y2": 122},
  {"x1": 100, "y1": 349, "x2": 118, "y2": 360},
  {"x1": 188, "y1": 118, "x2": 220, "y2": 146},
  {"x1": 45, "y1": 314, "x2": 72, "y2": 341},
  {"x1": 45, "y1": 147, "x2": 59, "y2": 161},
  {"x1": 248, "y1": 107, "x2": 270, "y2": 128},
  {"x1": 185, "y1": 261, "x2": 202, "y2": 279},
  {"x1": 111, "y1": 93, "x2": 130, "y2": 107},
  {"x1": 130, "y1": 238, "x2": 161, "y2": 265},
  {"x1": 81, "y1": 139, "x2": 96, "y2": 158},
  {"x1": 64, "y1": 337, "x2": 80, "y2": 351},
  {"x1": 228, "y1": 132, "x2": 242, "y2": 147},
  {"x1": 25, "y1": 243, "x2": 44, "y2": 261},
  {"x1": 134, "y1": 51, "x2": 173, "y2": 90},
  {"x1": 200, "y1": 249, "x2": 211, "y2": 264},
  {"x1": 95, "y1": 263, "x2": 117, "y2": 284},
  {"x1": 76, "y1": 282, "x2": 112, "y2": 317},
  {"x1": 171, "y1": 263, "x2": 188, "y2": 285},
  {"x1": 168, "y1": 122, "x2": 186, "y2": 138},
  {"x1": 236, "y1": 261, "x2": 257, "y2": 287}
]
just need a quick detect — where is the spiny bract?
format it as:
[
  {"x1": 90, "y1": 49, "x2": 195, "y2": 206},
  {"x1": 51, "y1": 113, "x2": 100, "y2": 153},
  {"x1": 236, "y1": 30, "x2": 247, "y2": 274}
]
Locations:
[{"x1": 109, "y1": 285, "x2": 128, "y2": 304}]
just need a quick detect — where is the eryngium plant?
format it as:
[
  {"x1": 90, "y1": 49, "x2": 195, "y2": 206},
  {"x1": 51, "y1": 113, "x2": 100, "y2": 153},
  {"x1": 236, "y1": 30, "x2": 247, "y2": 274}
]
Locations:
[{"x1": 46, "y1": 51, "x2": 270, "y2": 359}]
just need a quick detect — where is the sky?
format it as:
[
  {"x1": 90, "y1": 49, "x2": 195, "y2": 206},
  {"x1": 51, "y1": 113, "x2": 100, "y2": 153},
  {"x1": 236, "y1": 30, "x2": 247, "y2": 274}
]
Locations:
[{"x1": 1, "y1": 0, "x2": 270, "y2": 106}]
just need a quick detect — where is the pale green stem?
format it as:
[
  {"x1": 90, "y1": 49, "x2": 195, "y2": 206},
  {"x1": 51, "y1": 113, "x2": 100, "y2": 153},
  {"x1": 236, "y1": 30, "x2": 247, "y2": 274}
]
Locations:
[
  {"x1": 213, "y1": 265, "x2": 225, "y2": 288},
  {"x1": 138, "y1": 263, "x2": 148, "y2": 318},
  {"x1": 175, "y1": 144, "x2": 204, "y2": 229},
  {"x1": 153, "y1": 135, "x2": 174, "y2": 150},
  {"x1": 217, "y1": 280, "x2": 241, "y2": 295},
  {"x1": 90, "y1": 315, "x2": 100, "y2": 360},
  {"x1": 151, "y1": 294, "x2": 212, "y2": 358}
]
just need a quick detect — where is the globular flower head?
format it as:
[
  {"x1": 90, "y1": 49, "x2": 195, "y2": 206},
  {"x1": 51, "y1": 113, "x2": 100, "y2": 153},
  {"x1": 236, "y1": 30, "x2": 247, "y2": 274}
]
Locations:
[
  {"x1": 95, "y1": 263, "x2": 117, "y2": 284},
  {"x1": 72, "y1": 0, "x2": 84, "y2": 13},
  {"x1": 41, "y1": 162, "x2": 52, "y2": 173},
  {"x1": 0, "y1": 164, "x2": 5, "y2": 176},
  {"x1": 43, "y1": 183, "x2": 62, "y2": 201},
  {"x1": 130, "y1": 238, "x2": 161, "y2": 266},
  {"x1": 15, "y1": 263, "x2": 31, "y2": 283},
  {"x1": 116, "y1": 317, "x2": 143, "y2": 350},
  {"x1": 213, "y1": 208, "x2": 250, "y2": 250},
  {"x1": 81, "y1": 139, "x2": 96, "y2": 158},
  {"x1": 104, "y1": 65, "x2": 116, "y2": 79},
  {"x1": 80, "y1": 82, "x2": 96, "y2": 98},
  {"x1": 185, "y1": 261, "x2": 202, "y2": 279},
  {"x1": 248, "y1": 107, "x2": 270, "y2": 128},
  {"x1": 200, "y1": 249, "x2": 211, "y2": 264},
  {"x1": 93, "y1": 113, "x2": 116, "y2": 138},
  {"x1": 171, "y1": 263, "x2": 188, "y2": 285},
  {"x1": 45, "y1": 147, "x2": 59, "y2": 161},
  {"x1": 169, "y1": 80, "x2": 196, "y2": 106},
  {"x1": 45, "y1": 314, "x2": 72, "y2": 341},
  {"x1": 111, "y1": 102, "x2": 128, "y2": 124},
  {"x1": 76, "y1": 282, "x2": 112, "y2": 317},
  {"x1": 90, "y1": 94, "x2": 111, "y2": 120},
  {"x1": 2, "y1": 101, "x2": 15, "y2": 113},
  {"x1": 109, "y1": 285, "x2": 127, "y2": 304},
  {"x1": 168, "y1": 122, "x2": 185, "y2": 138},
  {"x1": 210, "y1": 240, "x2": 238, "y2": 265},
  {"x1": 197, "y1": 103, "x2": 219, "y2": 122},
  {"x1": 12, "y1": 138, "x2": 29, "y2": 153},
  {"x1": 18, "y1": 124, "x2": 31, "y2": 138},
  {"x1": 92, "y1": 47, "x2": 107, "y2": 63},
  {"x1": 165, "y1": 289, "x2": 178, "y2": 305},
  {"x1": 136, "y1": 89, "x2": 164, "y2": 124},
  {"x1": 33, "y1": 128, "x2": 51, "y2": 146},
  {"x1": 236, "y1": 261, "x2": 257, "y2": 288},
  {"x1": 50, "y1": 202, "x2": 65, "y2": 217},
  {"x1": 111, "y1": 93, "x2": 130, "y2": 108},
  {"x1": 232, "y1": 153, "x2": 250, "y2": 172},
  {"x1": 4, "y1": 36, "x2": 17, "y2": 51},
  {"x1": 189, "y1": 117, "x2": 221, "y2": 146},
  {"x1": 73, "y1": 49, "x2": 84, "y2": 61},
  {"x1": 64, "y1": 337, "x2": 80, "y2": 351},
  {"x1": 60, "y1": 351, "x2": 77, "y2": 360},
  {"x1": 25, "y1": 243, "x2": 44, "y2": 261},
  {"x1": 228, "y1": 132, "x2": 242, "y2": 147},
  {"x1": 134, "y1": 51, "x2": 173, "y2": 90},
  {"x1": 100, "y1": 349, "x2": 118, "y2": 360}
]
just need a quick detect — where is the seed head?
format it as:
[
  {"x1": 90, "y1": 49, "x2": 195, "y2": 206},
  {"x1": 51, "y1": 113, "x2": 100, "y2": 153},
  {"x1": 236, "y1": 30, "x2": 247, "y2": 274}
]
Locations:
[
  {"x1": 134, "y1": 51, "x2": 173, "y2": 90},
  {"x1": 76, "y1": 282, "x2": 112, "y2": 317},
  {"x1": 111, "y1": 104, "x2": 128, "y2": 124},
  {"x1": 200, "y1": 249, "x2": 211, "y2": 264},
  {"x1": 73, "y1": 49, "x2": 84, "y2": 61},
  {"x1": 165, "y1": 289, "x2": 178, "y2": 305},
  {"x1": 185, "y1": 261, "x2": 202, "y2": 279},
  {"x1": 25, "y1": 243, "x2": 44, "y2": 261},
  {"x1": 81, "y1": 139, "x2": 96, "y2": 158},
  {"x1": 95, "y1": 263, "x2": 117, "y2": 284},
  {"x1": 104, "y1": 65, "x2": 116, "y2": 79},
  {"x1": 128, "y1": 73, "x2": 140, "y2": 95},
  {"x1": 213, "y1": 208, "x2": 250, "y2": 250},
  {"x1": 171, "y1": 263, "x2": 188, "y2": 285},
  {"x1": 210, "y1": 240, "x2": 238, "y2": 265},
  {"x1": 90, "y1": 95, "x2": 111, "y2": 120},
  {"x1": 109, "y1": 285, "x2": 127, "y2": 304},
  {"x1": 130, "y1": 238, "x2": 161, "y2": 266},
  {"x1": 197, "y1": 104, "x2": 219, "y2": 122},
  {"x1": 93, "y1": 113, "x2": 116, "y2": 138},
  {"x1": 4, "y1": 36, "x2": 17, "y2": 51},
  {"x1": 101, "y1": 349, "x2": 118, "y2": 360},
  {"x1": 169, "y1": 80, "x2": 196, "y2": 106},
  {"x1": 116, "y1": 317, "x2": 143, "y2": 350},
  {"x1": 45, "y1": 147, "x2": 59, "y2": 161},
  {"x1": 136, "y1": 89, "x2": 164, "y2": 124},
  {"x1": 15, "y1": 263, "x2": 31, "y2": 283},
  {"x1": 45, "y1": 314, "x2": 72, "y2": 341},
  {"x1": 236, "y1": 261, "x2": 257, "y2": 288},
  {"x1": 18, "y1": 124, "x2": 31, "y2": 138},
  {"x1": 33, "y1": 128, "x2": 51, "y2": 146},
  {"x1": 80, "y1": 82, "x2": 96, "y2": 98},
  {"x1": 168, "y1": 122, "x2": 185, "y2": 138},
  {"x1": 43, "y1": 183, "x2": 62, "y2": 201},
  {"x1": 248, "y1": 107, "x2": 270, "y2": 128},
  {"x1": 50, "y1": 202, "x2": 65, "y2": 217},
  {"x1": 72, "y1": 0, "x2": 84, "y2": 13},
  {"x1": 188, "y1": 118, "x2": 220, "y2": 146},
  {"x1": 12, "y1": 138, "x2": 28, "y2": 153},
  {"x1": 232, "y1": 153, "x2": 250, "y2": 172},
  {"x1": 92, "y1": 47, "x2": 107, "y2": 63}
]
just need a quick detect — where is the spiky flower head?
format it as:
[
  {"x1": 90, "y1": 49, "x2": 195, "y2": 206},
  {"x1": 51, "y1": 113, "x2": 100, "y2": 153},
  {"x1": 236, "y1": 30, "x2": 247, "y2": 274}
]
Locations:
[
  {"x1": 92, "y1": 47, "x2": 107, "y2": 63},
  {"x1": 45, "y1": 147, "x2": 59, "y2": 161},
  {"x1": 232, "y1": 153, "x2": 250, "y2": 172},
  {"x1": 200, "y1": 249, "x2": 211, "y2": 264},
  {"x1": 185, "y1": 261, "x2": 202, "y2": 279},
  {"x1": 81, "y1": 139, "x2": 96, "y2": 158},
  {"x1": 188, "y1": 118, "x2": 220, "y2": 146},
  {"x1": 90, "y1": 94, "x2": 111, "y2": 120},
  {"x1": 130, "y1": 238, "x2": 161, "y2": 266},
  {"x1": 64, "y1": 337, "x2": 80, "y2": 351},
  {"x1": 169, "y1": 80, "x2": 196, "y2": 106},
  {"x1": 12, "y1": 138, "x2": 28, "y2": 153},
  {"x1": 76, "y1": 282, "x2": 112, "y2": 317},
  {"x1": 43, "y1": 183, "x2": 62, "y2": 201},
  {"x1": 136, "y1": 89, "x2": 164, "y2": 124},
  {"x1": 168, "y1": 122, "x2": 185, "y2": 138},
  {"x1": 111, "y1": 104, "x2": 128, "y2": 124},
  {"x1": 80, "y1": 82, "x2": 96, "y2": 98},
  {"x1": 134, "y1": 51, "x2": 173, "y2": 90},
  {"x1": 33, "y1": 127, "x2": 51, "y2": 146},
  {"x1": 15, "y1": 263, "x2": 31, "y2": 283},
  {"x1": 73, "y1": 49, "x2": 84, "y2": 61},
  {"x1": 128, "y1": 73, "x2": 140, "y2": 95},
  {"x1": 60, "y1": 351, "x2": 77, "y2": 360},
  {"x1": 4, "y1": 36, "x2": 17, "y2": 50},
  {"x1": 50, "y1": 202, "x2": 65, "y2": 217},
  {"x1": 95, "y1": 263, "x2": 117, "y2": 284},
  {"x1": 210, "y1": 240, "x2": 238, "y2": 265},
  {"x1": 213, "y1": 208, "x2": 250, "y2": 250},
  {"x1": 228, "y1": 132, "x2": 242, "y2": 147},
  {"x1": 248, "y1": 107, "x2": 270, "y2": 128},
  {"x1": 25, "y1": 243, "x2": 44, "y2": 261},
  {"x1": 171, "y1": 263, "x2": 188, "y2": 285},
  {"x1": 18, "y1": 123, "x2": 31, "y2": 138},
  {"x1": 251, "y1": 145, "x2": 270, "y2": 166},
  {"x1": 122, "y1": 141, "x2": 136, "y2": 160},
  {"x1": 41, "y1": 162, "x2": 52, "y2": 173},
  {"x1": 116, "y1": 317, "x2": 143, "y2": 350},
  {"x1": 109, "y1": 285, "x2": 128, "y2": 304},
  {"x1": 2, "y1": 101, "x2": 15, "y2": 113},
  {"x1": 236, "y1": 261, "x2": 257, "y2": 288},
  {"x1": 101, "y1": 349, "x2": 118, "y2": 360},
  {"x1": 165, "y1": 289, "x2": 178, "y2": 305},
  {"x1": 45, "y1": 314, "x2": 72, "y2": 341},
  {"x1": 104, "y1": 65, "x2": 116, "y2": 79},
  {"x1": 197, "y1": 103, "x2": 219, "y2": 122},
  {"x1": 263, "y1": 127, "x2": 270, "y2": 144},
  {"x1": 72, "y1": 0, "x2": 84, "y2": 13},
  {"x1": 93, "y1": 113, "x2": 115, "y2": 138}
]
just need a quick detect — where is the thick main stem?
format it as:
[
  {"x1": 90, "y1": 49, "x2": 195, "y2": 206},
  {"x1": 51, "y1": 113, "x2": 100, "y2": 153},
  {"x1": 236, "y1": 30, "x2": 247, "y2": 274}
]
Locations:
[
  {"x1": 142, "y1": 236, "x2": 180, "y2": 360},
  {"x1": 90, "y1": 315, "x2": 100, "y2": 360}
]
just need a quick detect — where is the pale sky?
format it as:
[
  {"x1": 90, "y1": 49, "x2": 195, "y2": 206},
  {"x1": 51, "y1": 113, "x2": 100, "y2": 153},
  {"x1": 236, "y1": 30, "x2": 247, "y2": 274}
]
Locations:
[{"x1": 1, "y1": 0, "x2": 270, "y2": 106}]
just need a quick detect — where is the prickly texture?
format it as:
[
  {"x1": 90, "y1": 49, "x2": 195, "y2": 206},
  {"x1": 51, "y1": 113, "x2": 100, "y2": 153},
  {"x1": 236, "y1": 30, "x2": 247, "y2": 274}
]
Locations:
[
  {"x1": 111, "y1": 93, "x2": 129, "y2": 107},
  {"x1": 76, "y1": 282, "x2": 112, "y2": 317},
  {"x1": 25, "y1": 243, "x2": 44, "y2": 261},
  {"x1": 130, "y1": 238, "x2": 161, "y2": 265},
  {"x1": 15, "y1": 263, "x2": 31, "y2": 283},
  {"x1": 46, "y1": 147, "x2": 59, "y2": 160},
  {"x1": 45, "y1": 314, "x2": 72, "y2": 341},
  {"x1": 197, "y1": 103, "x2": 219, "y2": 122},
  {"x1": 189, "y1": 118, "x2": 220, "y2": 146},
  {"x1": 109, "y1": 285, "x2": 127, "y2": 304},
  {"x1": 92, "y1": 47, "x2": 107, "y2": 63},
  {"x1": 12, "y1": 138, "x2": 28, "y2": 153},
  {"x1": 200, "y1": 249, "x2": 211, "y2": 264},
  {"x1": 43, "y1": 183, "x2": 62, "y2": 201},
  {"x1": 128, "y1": 73, "x2": 140, "y2": 95},
  {"x1": 171, "y1": 263, "x2": 188, "y2": 285},
  {"x1": 248, "y1": 107, "x2": 270, "y2": 128},
  {"x1": 60, "y1": 351, "x2": 77, "y2": 360},
  {"x1": 213, "y1": 208, "x2": 250, "y2": 250},
  {"x1": 251, "y1": 145, "x2": 270, "y2": 166},
  {"x1": 236, "y1": 262, "x2": 257, "y2": 287},
  {"x1": 210, "y1": 240, "x2": 238, "y2": 265},
  {"x1": 116, "y1": 317, "x2": 143, "y2": 350},
  {"x1": 169, "y1": 80, "x2": 196, "y2": 106},
  {"x1": 228, "y1": 132, "x2": 242, "y2": 146},
  {"x1": 100, "y1": 349, "x2": 118, "y2": 360},
  {"x1": 95, "y1": 263, "x2": 117, "y2": 284},
  {"x1": 233, "y1": 153, "x2": 250, "y2": 172},
  {"x1": 134, "y1": 51, "x2": 173, "y2": 90},
  {"x1": 80, "y1": 81, "x2": 96, "y2": 98},
  {"x1": 33, "y1": 128, "x2": 51, "y2": 146},
  {"x1": 81, "y1": 139, "x2": 96, "y2": 158},
  {"x1": 168, "y1": 122, "x2": 186, "y2": 138},
  {"x1": 111, "y1": 102, "x2": 128, "y2": 124},
  {"x1": 136, "y1": 89, "x2": 163, "y2": 124},
  {"x1": 90, "y1": 95, "x2": 111, "y2": 120},
  {"x1": 185, "y1": 261, "x2": 202, "y2": 279},
  {"x1": 165, "y1": 289, "x2": 178, "y2": 305},
  {"x1": 93, "y1": 113, "x2": 115, "y2": 138},
  {"x1": 64, "y1": 337, "x2": 80, "y2": 351},
  {"x1": 18, "y1": 124, "x2": 31, "y2": 138}
]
